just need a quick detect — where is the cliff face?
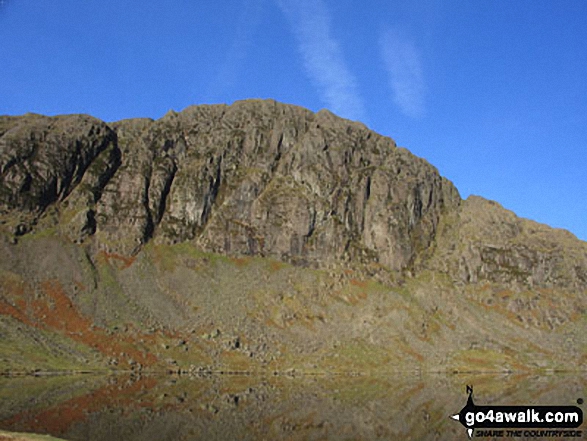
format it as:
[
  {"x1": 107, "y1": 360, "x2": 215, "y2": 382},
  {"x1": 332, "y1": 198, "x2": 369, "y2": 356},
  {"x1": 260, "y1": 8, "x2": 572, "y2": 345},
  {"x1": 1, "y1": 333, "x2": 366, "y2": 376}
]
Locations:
[
  {"x1": 1, "y1": 100, "x2": 460, "y2": 271},
  {"x1": 0, "y1": 100, "x2": 585, "y2": 373}
]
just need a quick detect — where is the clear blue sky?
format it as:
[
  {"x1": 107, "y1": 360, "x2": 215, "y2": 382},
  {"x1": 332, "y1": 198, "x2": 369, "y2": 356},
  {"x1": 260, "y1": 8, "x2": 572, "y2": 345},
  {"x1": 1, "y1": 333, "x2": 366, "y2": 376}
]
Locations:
[{"x1": 1, "y1": 0, "x2": 586, "y2": 241}]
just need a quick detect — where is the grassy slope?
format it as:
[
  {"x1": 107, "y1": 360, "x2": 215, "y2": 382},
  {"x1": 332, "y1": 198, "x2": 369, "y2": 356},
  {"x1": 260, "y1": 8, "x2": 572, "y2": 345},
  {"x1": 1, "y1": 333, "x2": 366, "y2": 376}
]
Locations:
[{"x1": 0, "y1": 228, "x2": 584, "y2": 375}]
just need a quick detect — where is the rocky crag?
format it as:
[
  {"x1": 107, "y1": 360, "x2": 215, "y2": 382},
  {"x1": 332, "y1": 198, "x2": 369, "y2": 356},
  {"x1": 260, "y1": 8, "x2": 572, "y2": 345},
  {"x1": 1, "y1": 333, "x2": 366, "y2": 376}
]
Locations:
[{"x1": 0, "y1": 99, "x2": 585, "y2": 374}]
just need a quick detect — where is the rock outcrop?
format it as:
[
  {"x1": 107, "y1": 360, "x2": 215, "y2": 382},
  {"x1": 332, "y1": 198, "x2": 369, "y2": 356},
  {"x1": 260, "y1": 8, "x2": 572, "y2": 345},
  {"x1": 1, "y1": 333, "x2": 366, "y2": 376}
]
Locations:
[{"x1": 1, "y1": 100, "x2": 461, "y2": 272}]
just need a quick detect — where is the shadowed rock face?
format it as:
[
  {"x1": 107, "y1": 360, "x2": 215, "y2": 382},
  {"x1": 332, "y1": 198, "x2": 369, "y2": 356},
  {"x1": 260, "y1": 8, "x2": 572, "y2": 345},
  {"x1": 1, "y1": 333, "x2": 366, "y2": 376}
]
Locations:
[
  {"x1": 0, "y1": 99, "x2": 585, "y2": 374},
  {"x1": 0, "y1": 114, "x2": 118, "y2": 224}
]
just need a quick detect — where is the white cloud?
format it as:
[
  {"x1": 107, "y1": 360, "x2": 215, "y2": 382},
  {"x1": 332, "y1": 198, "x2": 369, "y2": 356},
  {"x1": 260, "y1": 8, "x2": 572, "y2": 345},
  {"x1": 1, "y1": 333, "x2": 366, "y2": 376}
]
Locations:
[
  {"x1": 277, "y1": 0, "x2": 366, "y2": 122},
  {"x1": 380, "y1": 29, "x2": 425, "y2": 118}
]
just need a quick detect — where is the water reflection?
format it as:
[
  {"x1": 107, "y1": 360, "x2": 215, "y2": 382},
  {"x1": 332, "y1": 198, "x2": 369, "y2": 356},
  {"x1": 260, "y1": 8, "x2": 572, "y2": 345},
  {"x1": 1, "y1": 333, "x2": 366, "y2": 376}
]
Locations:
[{"x1": 0, "y1": 372, "x2": 584, "y2": 440}]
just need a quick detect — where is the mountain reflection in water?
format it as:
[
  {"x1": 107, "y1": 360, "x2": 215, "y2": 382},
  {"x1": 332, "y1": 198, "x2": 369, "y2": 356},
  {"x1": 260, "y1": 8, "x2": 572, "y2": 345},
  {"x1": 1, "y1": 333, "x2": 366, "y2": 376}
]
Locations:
[{"x1": 0, "y1": 372, "x2": 584, "y2": 440}]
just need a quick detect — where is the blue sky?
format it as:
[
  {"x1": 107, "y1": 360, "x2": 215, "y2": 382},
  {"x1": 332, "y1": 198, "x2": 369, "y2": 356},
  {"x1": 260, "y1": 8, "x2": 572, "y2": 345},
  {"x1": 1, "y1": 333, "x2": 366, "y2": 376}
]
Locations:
[{"x1": 1, "y1": 0, "x2": 586, "y2": 241}]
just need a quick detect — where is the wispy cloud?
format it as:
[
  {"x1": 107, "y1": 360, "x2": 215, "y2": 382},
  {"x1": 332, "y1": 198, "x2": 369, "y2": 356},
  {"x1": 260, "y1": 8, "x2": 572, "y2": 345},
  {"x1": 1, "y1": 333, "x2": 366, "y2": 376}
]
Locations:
[
  {"x1": 277, "y1": 0, "x2": 366, "y2": 122},
  {"x1": 380, "y1": 29, "x2": 425, "y2": 118}
]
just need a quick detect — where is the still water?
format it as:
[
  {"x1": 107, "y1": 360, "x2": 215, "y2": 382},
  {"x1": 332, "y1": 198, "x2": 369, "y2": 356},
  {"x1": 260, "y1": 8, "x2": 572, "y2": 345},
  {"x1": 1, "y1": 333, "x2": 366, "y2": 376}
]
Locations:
[{"x1": 0, "y1": 372, "x2": 584, "y2": 440}]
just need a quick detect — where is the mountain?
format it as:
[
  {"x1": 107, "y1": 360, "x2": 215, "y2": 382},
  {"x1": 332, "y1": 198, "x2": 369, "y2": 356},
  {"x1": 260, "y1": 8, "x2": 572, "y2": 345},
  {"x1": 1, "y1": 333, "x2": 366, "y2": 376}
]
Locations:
[{"x1": 0, "y1": 99, "x2": 585, "y2": 374}]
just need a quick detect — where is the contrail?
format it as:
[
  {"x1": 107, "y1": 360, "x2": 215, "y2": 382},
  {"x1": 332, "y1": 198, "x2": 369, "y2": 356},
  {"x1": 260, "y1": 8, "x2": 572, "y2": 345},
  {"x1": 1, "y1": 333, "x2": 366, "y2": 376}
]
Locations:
[
  {"x1": 380, "y1": 28, "x2": 426, "y2": 118},
  {"x1": 277, "y1": 0, "x2": 367, "y2": 122}
]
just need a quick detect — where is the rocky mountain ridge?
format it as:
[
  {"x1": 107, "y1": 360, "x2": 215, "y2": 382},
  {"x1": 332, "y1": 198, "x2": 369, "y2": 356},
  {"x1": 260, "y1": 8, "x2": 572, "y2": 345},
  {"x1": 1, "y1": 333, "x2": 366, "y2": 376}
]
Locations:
[
  {"x1": 0, "y1": 99, "x2": 585, "y2": 373},
  {"x1": 1, "y1": 100, "x2": 460, "y2": 272}
]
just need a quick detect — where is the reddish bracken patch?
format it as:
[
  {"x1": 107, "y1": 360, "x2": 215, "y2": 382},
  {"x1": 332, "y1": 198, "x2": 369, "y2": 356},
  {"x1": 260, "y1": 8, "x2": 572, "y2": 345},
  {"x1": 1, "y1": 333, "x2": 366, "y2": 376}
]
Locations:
[
  {"x1": 0, "y1": 277, "x2": 158, "y2": 368},
  {"x1": 0, "y1": 301, "x2": 33, "y2": 327},
  {"x1": 230, "y1": 256, "x2": 250, "y2": 267},
  {"x1": 97, "y1": 251, "x2": 136, "y2": 269},
  {"x1": 40, "y1": 280, "x2": 157, "y2": 367},
  {"x1": 349, "y1": 278, "x2": 367, "y2": 288},
  {"x1": 0, "y1": 277, "x2": 33, "y2": 326},
  {"x1": 269, "y1": 261, "x2": 285, "y2": 272}
]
